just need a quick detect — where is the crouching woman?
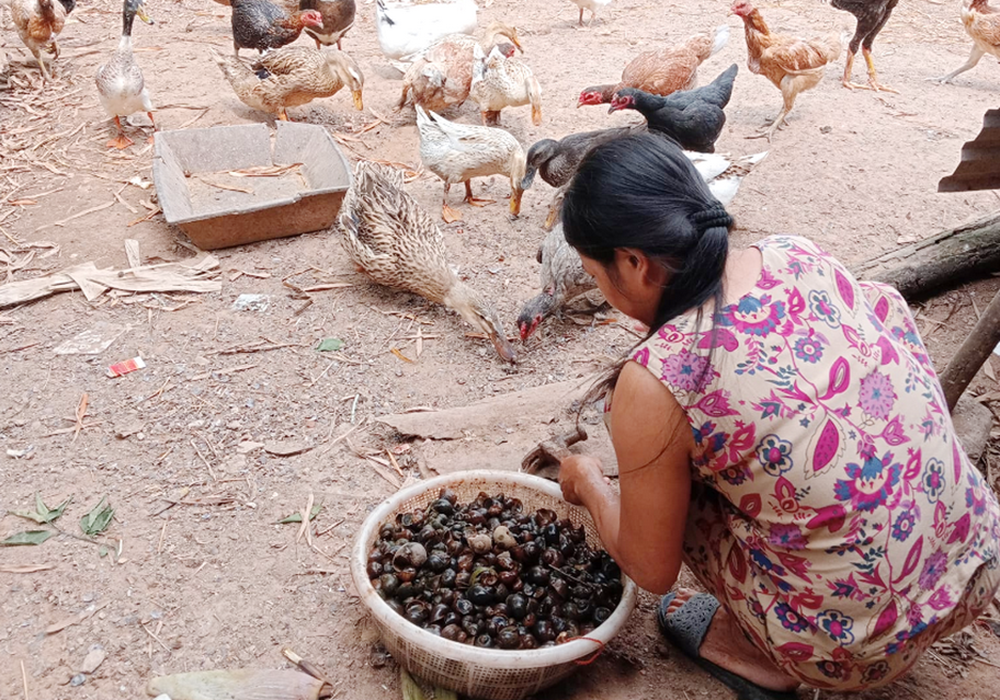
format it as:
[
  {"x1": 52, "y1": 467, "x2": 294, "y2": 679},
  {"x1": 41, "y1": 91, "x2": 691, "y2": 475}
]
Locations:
[{"x1": 555, "y1": 132, "x2": 1000, "y2": 697}]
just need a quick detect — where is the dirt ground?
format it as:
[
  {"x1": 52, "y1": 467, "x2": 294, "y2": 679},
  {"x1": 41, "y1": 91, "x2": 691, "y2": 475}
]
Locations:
[{"x1": 2, "y1": 0, "x2": 1000, "y2": 697}]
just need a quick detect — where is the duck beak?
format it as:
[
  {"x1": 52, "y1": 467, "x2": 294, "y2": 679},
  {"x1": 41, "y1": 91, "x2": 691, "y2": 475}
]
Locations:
[
  {"x1": 352, "y1": 90, "x2": 364, "y2": 111},
  {"x1": 137, "y1": 4, "x2": 153, "y2": 23},
  {"x1": 531, "y1": 104, "x2": 542, "y2": 126},
  {"x1": 509, "y1": 188, "x2": 523, "y2": 217},
  {"x1": 543, "y1": 206, "x2": 559, "y2": 231},
  {"x1": 511, "y1": 35, "x2": 523, "y2": 53}
]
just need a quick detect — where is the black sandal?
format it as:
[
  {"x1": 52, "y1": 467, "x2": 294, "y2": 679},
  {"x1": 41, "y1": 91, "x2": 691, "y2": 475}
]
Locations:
[{"x1": 658, "y1": 592, "x2": 800, "y2": 700}]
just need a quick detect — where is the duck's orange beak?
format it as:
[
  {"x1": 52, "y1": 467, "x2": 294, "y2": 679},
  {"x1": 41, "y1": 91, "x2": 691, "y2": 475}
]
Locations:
[{"x1": 352, "y1": 90, "x2": 364, "y2": 111}]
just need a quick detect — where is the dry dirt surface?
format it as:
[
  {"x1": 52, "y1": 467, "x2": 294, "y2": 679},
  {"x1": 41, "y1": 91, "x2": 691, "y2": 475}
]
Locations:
[{"x1": 3, "y1": 0, "x2": 1000, "y2": 697}]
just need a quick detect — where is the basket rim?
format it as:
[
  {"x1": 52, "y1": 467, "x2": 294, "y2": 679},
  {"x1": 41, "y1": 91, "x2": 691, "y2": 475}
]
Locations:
[{"x1": 350, "y1": 470, "x2": 638, "y2": 670}]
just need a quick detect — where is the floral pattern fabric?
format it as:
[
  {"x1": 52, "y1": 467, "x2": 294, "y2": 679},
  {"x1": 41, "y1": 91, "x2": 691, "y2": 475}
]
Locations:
[{"x1": 633, "y1": 236, "x2": 1000, "y2": 689}]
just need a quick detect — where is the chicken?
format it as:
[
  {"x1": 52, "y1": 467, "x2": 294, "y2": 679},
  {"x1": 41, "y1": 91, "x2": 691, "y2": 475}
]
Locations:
[
  {"x1": 931, "y1": 0, "x2": 1000, "y2": 83},
  {"x1": 830, "y1": 0, "x2": 900, "y2": 92},
  {"x1": 415, "y1": 106, "x2": 527, "y2": 222},
  {"x1": 396, "y1": 22, "x2": 522, "y2": 113},
  {"x1": 298, "y1": 0, "x2": 354, "y2": 50},
  {"x1": 230, "y1": 0, "x2": 322, "y2": 56},
  {"x1": 569, "y1": 0, "x2": 611, "y2": 26},
  {"x1": 4, "y1": 0, "x2": 66, "y2": 81},
  {"x1": 95, "y1": 0, "x2": 155, "y2": 149},
  {"x1": 338, "y1": 161, "x2": 517, "y2": 362},
  {"x1": 517, "y1": 148, "x2": 768, "y2": 340},
  {"x1": 212, "y1": 46, "x2": 364, "y2": 120},
  {"x1": 522, "y1": 125, "x2": 641, "y2": 229},
  {"x1": 516, "y1": 225, "x2": 601, "y2": 341},
  {"x1": 731, "y1": 0, "x2": 843, "y2": 142},
  {"x1": 578, "y1": 25, "x2": 729, "y2": 107},
  {"x1": 608, "y1": 64, "x2": 738, "y2": 153},
  {"x1": 468, "y1": 43, "x2": 542, "y2": 126}
]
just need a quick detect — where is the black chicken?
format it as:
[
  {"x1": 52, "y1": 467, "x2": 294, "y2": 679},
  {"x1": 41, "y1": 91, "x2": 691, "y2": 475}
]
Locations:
[
  {"x1": 607, "y1": 63, "x2": 737, "y2": 153},
  {"x1": 830, "y1": 0, "x2": 900, "y2": 92}
]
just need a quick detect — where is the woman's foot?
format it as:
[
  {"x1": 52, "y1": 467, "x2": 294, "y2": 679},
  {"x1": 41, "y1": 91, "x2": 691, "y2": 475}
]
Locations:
[{"x1": 663, "y1": 588, "x2": 800, "y2": 693}]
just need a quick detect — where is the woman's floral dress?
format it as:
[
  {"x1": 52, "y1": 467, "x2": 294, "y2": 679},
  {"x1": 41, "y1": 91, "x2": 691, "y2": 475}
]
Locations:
[{"x1": 633, "y1": 236, "x2": 1000, "y2": 689}]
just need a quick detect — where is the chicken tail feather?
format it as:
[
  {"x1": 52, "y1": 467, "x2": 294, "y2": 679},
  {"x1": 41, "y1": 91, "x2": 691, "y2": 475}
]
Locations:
[{"x1": 710, "y1": 25, "x2": 730, "y2": 58}]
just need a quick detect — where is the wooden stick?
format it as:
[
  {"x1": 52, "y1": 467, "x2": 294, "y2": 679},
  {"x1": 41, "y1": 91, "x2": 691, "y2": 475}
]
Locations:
[
  {"x1": 20, "y1": 660, "x2": 28, "y2": 699},
  {"x1": 940, "y1": 286, "x2": 1000, "y2": 412}
]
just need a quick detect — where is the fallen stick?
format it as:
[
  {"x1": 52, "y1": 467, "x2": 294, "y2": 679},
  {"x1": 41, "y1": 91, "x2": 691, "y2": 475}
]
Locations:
[
  {"x1": 939, "y1": 286, "x2": 1000, "y2": 411},
  {"x1": 37, "y1": 200, "x2": 115, "y2": 231}
]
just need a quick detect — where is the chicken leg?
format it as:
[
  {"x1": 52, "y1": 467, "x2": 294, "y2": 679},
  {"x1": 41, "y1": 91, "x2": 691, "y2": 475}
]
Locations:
[
  {"x1": 107, "y1": 116, "x2": 134, "y2": 150},
  {"x1": 749, "y1": 71, "x2": 823, "y2": 142},
  {"x1": 860, "y1": 48, "x2": 897, "y2": 93},
  {"x1": 930, "y1": 45, "x2": 987, "y2": 84}
]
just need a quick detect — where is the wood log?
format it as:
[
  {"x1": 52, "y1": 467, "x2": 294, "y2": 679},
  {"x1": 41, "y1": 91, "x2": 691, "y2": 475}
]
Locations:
[
  {"x1": 939, "y1": 286, "x2": 1000, "y2": 412},
  {"x1": 851, "y1": 211, "x2": 1000, "y2": 301}
]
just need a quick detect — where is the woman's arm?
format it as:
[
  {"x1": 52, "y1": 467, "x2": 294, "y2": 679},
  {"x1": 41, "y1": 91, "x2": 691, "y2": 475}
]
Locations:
[{"x1": 560, "y1": 360, "x2": 694, "y2": 594}]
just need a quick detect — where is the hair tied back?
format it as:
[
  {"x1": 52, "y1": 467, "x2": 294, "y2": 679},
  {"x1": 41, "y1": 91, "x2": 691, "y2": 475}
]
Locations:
[{"x1": 690, "y1": 205, "x2": 733, "y2": 233}]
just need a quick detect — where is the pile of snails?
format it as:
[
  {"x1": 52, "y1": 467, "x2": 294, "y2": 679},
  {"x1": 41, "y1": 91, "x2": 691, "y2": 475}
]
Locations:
[{"x1": 367, "y1": 489, "x2": 623, "y2": 650}]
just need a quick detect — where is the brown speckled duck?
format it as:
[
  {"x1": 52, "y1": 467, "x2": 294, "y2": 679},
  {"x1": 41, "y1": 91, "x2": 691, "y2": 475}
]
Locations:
[
  {"x1": 212, "y1": 46, "x2": 364, "y2": 120},
  {"x1": 338, "y1": 161, "x2": 517, "y2": 363}
]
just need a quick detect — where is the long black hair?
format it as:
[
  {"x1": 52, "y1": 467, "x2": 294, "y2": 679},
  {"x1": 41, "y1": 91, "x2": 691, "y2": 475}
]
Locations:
[{"x1": 561, "y1": 132, "x2": 733, "y2": 402}]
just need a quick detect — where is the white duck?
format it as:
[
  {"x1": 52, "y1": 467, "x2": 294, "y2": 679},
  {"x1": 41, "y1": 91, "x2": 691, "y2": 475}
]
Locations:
[
  {"x1": 416, "y1": 105, "x2": 527, "y2": 222},
  {"x1": 375, "y1": 0, "x2": 477, "y2": 60},
  {"x1": 570, "y1": 0, "x2": 612, "y2": 26}
]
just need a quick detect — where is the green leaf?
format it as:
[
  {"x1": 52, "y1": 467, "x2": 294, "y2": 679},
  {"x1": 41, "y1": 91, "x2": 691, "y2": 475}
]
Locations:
[
  {"x1": 400, "y1": 668, "x2": 426, "y2": 700},
  {"x1": 1, "y1": 530, "x2": 55, "y2": 546},
  {"x1": 316, "y1": 338, "x2": 344, "y2": 352},
  {"x1": 80, "y1": 497, "x2": 114, "y2": 537},
  {"x1": 278, "y1": 504, "x2": 322, "y2": 524},
  {"x1": 13, "y1": 492, "x2": 72, "y2": 524}
]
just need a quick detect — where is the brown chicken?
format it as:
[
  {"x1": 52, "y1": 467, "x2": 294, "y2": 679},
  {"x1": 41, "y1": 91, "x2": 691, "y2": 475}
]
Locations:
[
  {"x1": 5, "y1": 0, "x2": 67, "y2": 81},
  {"x1": 578, "y1": 25, "x2": 729, "y2": 106},
  {"x1": 396, "y1": 22, "x2": 522, "y2": 113},
  {"x1": 932, "y1": 0, "x2": 1000, "y2": 83},
  {"x1": 731, "y1": 0, "x2": 843, "y2": 142}
]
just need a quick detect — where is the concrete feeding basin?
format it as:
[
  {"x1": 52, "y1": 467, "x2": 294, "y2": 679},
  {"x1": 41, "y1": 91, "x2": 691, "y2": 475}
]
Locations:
[{"x1": 152, "y1": 122, "x2": 351, "y2": 250}]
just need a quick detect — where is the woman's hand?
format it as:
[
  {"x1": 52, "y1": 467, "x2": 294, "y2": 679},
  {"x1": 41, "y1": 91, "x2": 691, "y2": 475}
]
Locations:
[{"x1": 559, "y1": 454, "x2": 608, "y2": 506}]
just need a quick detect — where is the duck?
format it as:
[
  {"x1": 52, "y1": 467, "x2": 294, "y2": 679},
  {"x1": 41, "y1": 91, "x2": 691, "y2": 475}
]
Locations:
[
  {"x1": 468, "y1": 43, "x2": 542, "y2": 126},
  {"x1": 212, "y1": 46, "x2": 364, "y2": 120},
  {"x1": 95, "y1": 0, "x2": 155, "y2": 149},
  {"x1": 517, "y1": 148, "x2": 768, "y2": 341},
  {"x1": 4, "y1": 0, "x2": 67, "y2": 81},
  {"x1": 415, "y1": 106, "x2": 527, "y2": 223},
  {"x1": 397, "y1": 21, "x2": 522, "y2": 113},
  {"x1": 231, "y1": 0, "x2": 323, "y2": 56},
  {"x1": 375, "y1": 0, "x2": 477, "y2": 61},
  {"x1": 338, "y1": 161, "x2": 517, "y2": 363},
  {"x1": 522, "y1": 125, "x2": 641, "y2": 229},
  {"x1": 299, "y1": 0, "x2": 354, "y2": 49}
]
